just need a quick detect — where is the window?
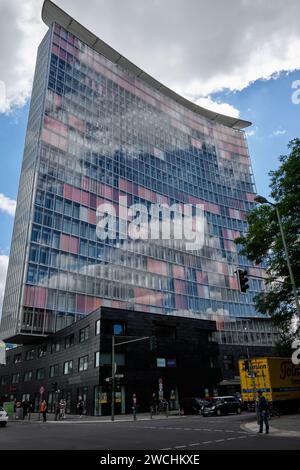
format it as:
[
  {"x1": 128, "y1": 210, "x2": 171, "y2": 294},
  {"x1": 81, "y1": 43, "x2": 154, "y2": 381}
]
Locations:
[
  {"x1": 65, "y1": 334, "x2": 75, "y2": 349},
  {"x1": 0, "y1": 376, "x2": 8, "y2": 385},
  {"x1": 49, "y1": 364, "x2": 59, "y2": 378},
  {"x1": 95, "y1": 320, "x2": 100, "y2": 336},
  {"x1": 78, "y1": 355, "x2": 89, "y2": 372},
  {"x1": 12, "y1": 373, "x2": 20, "y2": 384},
  {"x1": 63, "y1": 360, "x2": 73, "y2": 375},
  {"x1": 25, "y1": 349, "x2": 35, "y2": 361},
  {"x1": 51, "y1": 342, "x2": 61, "y2": 353},
  {"x1": 95, "y1": 352, "x2": 125, "y2": 367},
  {"x1": 223, "y1": 355, "x2": 234, "y2": 371},
  {"x1": 38, "y1": 345, "x2": 47, "y2": 357},
  {"x1": 24, "y1": 371, "x2": 33, "y2": 382},
  {"x1": 156, "y1": 357, "x2": 177, "y2": 368},
  {"x1": 14, "y1": 353, "x2": 22, "y2": 364},
  {"x1": 113, "y1": 323, "x2": 124, "y2": 336},
  {"x1": 79, "y1": 326, "x2": 89, "y2": 343},
  {"x1": 36, "y1": 368, "x2": 45, "y2": 380}
]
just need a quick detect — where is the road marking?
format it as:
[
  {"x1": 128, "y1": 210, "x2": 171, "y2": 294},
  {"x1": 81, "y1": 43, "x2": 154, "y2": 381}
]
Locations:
[
  {"x1": 215, "y1": 439, "x2": 225, "y2": 442},
  {"x1": 189, "y1": 443, "x2": 200, "y2": 447},
  {"x1": 202, "y1": 441, "x2": 213, "y2": 444},
  {"x1": 174, "y1": 445, "x2": 186, "y2": 449}
]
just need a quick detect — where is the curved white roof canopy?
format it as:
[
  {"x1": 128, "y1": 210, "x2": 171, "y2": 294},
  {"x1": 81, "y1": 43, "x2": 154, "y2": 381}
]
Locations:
[{"x1": 42, "y1": 0, "x2": 252, "y2": 130}]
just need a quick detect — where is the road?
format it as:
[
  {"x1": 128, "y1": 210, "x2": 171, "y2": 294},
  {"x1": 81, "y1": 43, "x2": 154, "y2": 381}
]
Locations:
[{"x1": 1, "y1": 413, "x2": 299, "y2": 450}]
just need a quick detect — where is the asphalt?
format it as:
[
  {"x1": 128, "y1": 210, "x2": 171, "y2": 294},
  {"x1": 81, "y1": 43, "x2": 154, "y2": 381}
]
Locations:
[{"x1": 1, "y1": 412, "x2": 300, "y2": 450}]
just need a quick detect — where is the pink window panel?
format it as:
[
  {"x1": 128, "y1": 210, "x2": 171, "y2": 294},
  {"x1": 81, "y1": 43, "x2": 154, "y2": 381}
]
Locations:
[
  {"x1": 63, "y1": 183, "x2": 73, "y2": 200},
  {"x1": 24, "y1": 286, "x2": 47, "y2": 309},
  {"x1": 76, "y1": 294, "x2": 86, "y2": 313},
  {"x1": 69, "y1": 236, "x2": 79, "y2": 254},
  {"x1": 111, "y1": 300, "x2": 125, "y2": 310},
  {"x1": 103, "y1": 185, "x2": 113, "y2": 199},
  {"x1": 69, "y1": 115, "x2": 85, "y2": 132},
  {"x1": 196, "y1": 271, "x2": 208, "y2": 284},
  {"x1": 41, "y1": 128, "x2": 51, "y2": 145},
  {"x1": 147, "y1": 259, "x2": 168, "y2": 276},
  {"x1": 138, "y1": 186, "x2": 146, "y2": 199},
  {"x1": 44, "y1": 116, "x2": 68, "y2": 138},
  {"x1": 82, "y1": 176, "x2": 90, "y2": 191},
  {"x1": 119, "y1": 178, "x2": 128, "y2": 192},
  {"x1": 134, "y1": 288, "x2": 150, "y2": 305},
  {"x1": 249, "y1": 267, "x2": 265, "y2": 278},
  {"x1": 207, "y1": 203, "x2": 220, "y2": 215},
  {"x1": 149, "y1": 292, "x2": 163, "y2": 307},
  {"x1": 175, "y1": 295, "x2": 187, "y2": 310},
  {"x1": 174, "y1": 280, "x2": 186, "y2": 294},
  {"x1": 191, "y1": 138, "x2": 202, "y2": 150},
  {"x1": 229, "y1": 276, "x2": 239, "y2": 290},
  {"x1": 52, "y1": 44, "x2": 59, "y2": 56},
  {"x1": 218, "y1": 263, "x2": 228, "y2": 275},
  {"x1": 60, "y1": 234, "x2": 79, "y2": 254},
  {"x1": 197, "y1": 285, "x2": 209, "y2": 299},
  {"x1": 173, "y1": 264, "x2": 185, "y2": 279},
  {"x1": 80, "y1": 190, "x2": 89, "y2": 207},
  {"x1": 224, "y1": 240, "x2": 236, "y2": 253}
]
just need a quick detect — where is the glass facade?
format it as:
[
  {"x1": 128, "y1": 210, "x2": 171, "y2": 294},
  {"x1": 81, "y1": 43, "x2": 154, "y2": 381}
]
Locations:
[{"x1": 0, "y1": 17, "x2": 266, "y2": 342}]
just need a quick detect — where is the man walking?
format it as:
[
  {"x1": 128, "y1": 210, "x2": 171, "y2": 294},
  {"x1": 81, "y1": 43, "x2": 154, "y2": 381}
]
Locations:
[{"x1": 258, "y1": 391, "x2": 269, "y2": 434}]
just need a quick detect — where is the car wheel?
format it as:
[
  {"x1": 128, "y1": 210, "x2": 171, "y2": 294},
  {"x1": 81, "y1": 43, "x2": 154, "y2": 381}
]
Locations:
[
  {"x1": 216, "y1": 409, "x2": 222, "y2": 416},
  {"x1": 0, "y1": 422, "x2": 6, "y2": 427},
  {"x1": 237, "y1": 407, "x2": 241, "y2": 415}
]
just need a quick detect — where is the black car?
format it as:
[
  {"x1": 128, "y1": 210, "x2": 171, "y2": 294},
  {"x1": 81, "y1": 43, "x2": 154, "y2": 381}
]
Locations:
[
  {"x1": 202, "y1": 396, "x2": 242, "y2": 416},
  {"x1": 181, "y1": 397, "x2": 209, "y2": 415}
]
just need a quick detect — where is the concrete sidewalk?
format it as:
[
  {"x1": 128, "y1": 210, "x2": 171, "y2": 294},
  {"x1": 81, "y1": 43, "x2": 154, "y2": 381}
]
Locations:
[
  {"x1": 10, "y1": 410, "x2": 184, "y2": 424},
  {"x1": 242, "y1": 414, "x2": 300, "y2": 438}
]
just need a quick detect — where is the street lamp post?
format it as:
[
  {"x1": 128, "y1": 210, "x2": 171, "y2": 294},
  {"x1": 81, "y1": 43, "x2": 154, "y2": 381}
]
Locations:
[{"x1": 254, "y1": 195, "x2": 300, "y2": 319}]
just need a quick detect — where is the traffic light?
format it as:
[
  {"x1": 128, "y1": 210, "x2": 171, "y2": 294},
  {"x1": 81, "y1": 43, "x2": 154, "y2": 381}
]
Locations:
[
  {"x1": 52, "y1": 382, "x2": 58, "y2": 392},
  {"x1": 237, "y1": 269, "x2": 249, "y2": 293},
  {"x1": 150, "y1": 336, "x2": 157, "y2": 351}
]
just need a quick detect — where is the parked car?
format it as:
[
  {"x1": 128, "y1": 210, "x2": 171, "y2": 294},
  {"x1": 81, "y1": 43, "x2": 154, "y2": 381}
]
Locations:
[
  {"x1": 181, "y1": 397, "x2": 209, "y2": 415},
  {"x1": 0, "y1": 407, "x2": 8, "y2": 427},
  {"x1": 202, "y1": 396, "x2": 242, "y2": 417}
]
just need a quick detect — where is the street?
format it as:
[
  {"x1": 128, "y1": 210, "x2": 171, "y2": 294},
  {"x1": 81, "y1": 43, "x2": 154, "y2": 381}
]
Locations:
[{"x1": 1, "y1": 413, "x2": 300, "y2": 450}]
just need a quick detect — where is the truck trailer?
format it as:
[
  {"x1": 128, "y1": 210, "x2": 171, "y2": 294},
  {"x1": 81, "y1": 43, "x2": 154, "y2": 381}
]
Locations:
[{"x1": 239, "y1": 357, "x2": 300, "y2": 412}]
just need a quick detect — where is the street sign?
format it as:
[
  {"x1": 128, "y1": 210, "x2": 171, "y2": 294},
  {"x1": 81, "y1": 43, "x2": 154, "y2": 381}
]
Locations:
[{"x1": 105, "y1": 374, "x2": 124, "y2": 382}]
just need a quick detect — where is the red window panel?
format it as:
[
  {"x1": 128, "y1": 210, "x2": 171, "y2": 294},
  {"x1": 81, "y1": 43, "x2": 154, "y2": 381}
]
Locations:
[
  {"x1": 172, "y1": 264, "x2": 185, "y2": 279},
  {"x1": 174, "y1": 280, "x2": 186, "y2": 295}
]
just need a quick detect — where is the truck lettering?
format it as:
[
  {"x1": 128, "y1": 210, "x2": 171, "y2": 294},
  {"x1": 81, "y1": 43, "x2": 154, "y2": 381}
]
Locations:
[{"x1": 280, "y1": 361, "x2": 300, "y2": 381}]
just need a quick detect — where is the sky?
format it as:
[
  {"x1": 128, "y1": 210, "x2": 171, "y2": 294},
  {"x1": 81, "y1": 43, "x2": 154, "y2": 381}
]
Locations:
[{"x1": 0, "y1": 0, "x2": 299, "y2": 315}]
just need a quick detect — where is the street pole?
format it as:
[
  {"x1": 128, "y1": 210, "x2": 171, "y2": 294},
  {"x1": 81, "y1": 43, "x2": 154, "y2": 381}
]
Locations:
[
  {"x1": 275, "y1": 205, "x2": 300, "y2": 319},
  {"x1": 111, "y1": 335, "x2": 115, "y2": 422},
  {"x1": 254, "y1": 195, "x2": 300, "y2": 320}
]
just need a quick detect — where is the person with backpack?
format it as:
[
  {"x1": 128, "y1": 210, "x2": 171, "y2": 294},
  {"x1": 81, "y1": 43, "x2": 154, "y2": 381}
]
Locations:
[{"x1": 258, "y1": 391, "x2": 269, "y2": 434}]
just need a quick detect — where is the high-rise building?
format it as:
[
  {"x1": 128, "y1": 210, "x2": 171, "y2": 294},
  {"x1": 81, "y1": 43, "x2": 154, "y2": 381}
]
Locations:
[{"x1": 0, "y1": 0, "x2": 268, "y2": 344}]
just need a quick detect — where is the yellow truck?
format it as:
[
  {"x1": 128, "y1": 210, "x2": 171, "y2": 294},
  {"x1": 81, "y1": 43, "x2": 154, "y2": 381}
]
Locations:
[{"x1": 239, "y1": 357, "x2": 300, "y2": 409}]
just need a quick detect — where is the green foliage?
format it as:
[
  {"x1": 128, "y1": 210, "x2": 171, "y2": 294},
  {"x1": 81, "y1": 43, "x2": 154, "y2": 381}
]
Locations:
[{"x1": 236, "y1": 139, "x2": 300, "y2": 334}]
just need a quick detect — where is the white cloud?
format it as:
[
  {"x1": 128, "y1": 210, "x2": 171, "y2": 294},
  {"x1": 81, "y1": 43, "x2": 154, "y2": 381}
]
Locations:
[
  {"x1": 0, "y1": 255, "x2": 9, "y2": 317},
  {"x1": 0, "y1": 193, "x2": 16, "y2": 216},
  {"x1": 271, "y1": 129, "x2": 287, "y2": 136},
  {"x1": 1, "y1": 0, "x2": 300, "y2": 113},
  {"x1": 246, "y1": 126, "x2": 258, "y2": 138},
  {"x1": 194, "y1": 97, "x2": 240, "y2": 118}
]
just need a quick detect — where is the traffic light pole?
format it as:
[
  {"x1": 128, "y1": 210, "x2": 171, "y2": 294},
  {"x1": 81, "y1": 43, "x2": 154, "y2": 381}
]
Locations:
[
  {"x1": 111, "y1": 335, "x2": 115, "y2": 422},
  {"x1": 110, "y1": 335, "x2": 154, "y2": 422}
]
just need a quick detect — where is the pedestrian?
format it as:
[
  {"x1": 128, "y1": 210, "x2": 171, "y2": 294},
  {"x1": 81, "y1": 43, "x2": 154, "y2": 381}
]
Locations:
[
  {"x1": 59, "y1": 398, "x2": 66, "y2": 420},
  {"x1": 77, "y1": 396, "x2": 84, "y2": 417},
  {"x1": 132, "y1": 394, "x2": 138, "y2": 421},
  {"x1": 150, "y1": 393, "x2": 157, "y2": 417},
  {"x1": 40, "y1": 400, "x2": 47, "y2": 423},
  {"x1": 257, "y1": 391, "x2": 269, "y2": 434},
  {"x1": 21, "y1": 400, "x2": 29, "y2": 420}
]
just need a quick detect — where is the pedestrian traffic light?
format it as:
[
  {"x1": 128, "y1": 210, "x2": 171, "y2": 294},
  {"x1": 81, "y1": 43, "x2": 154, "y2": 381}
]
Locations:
[
  {"x1": 52, "y1": 382, "x2": 58, "y2": 392},
  {"x1": 237, "y1": 269, "x2": 249, "y2": 293},
  {"x1": 150, "y1": 336, "x2": 157, "y2": 351}
]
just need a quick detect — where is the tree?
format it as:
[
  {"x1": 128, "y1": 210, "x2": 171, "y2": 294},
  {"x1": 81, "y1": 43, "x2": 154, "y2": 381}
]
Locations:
[{"x1": 235, "y1": 139, "x2": 300, "y2": 345}]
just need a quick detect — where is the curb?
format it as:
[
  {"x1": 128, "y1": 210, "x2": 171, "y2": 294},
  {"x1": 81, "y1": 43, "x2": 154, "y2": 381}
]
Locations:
[
  {"x1": 9, "y1": 414, "x2": 186, "y2": 425},
  {"x1": 241, "y1": 421, "x2": 300, "y2": 438}
]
